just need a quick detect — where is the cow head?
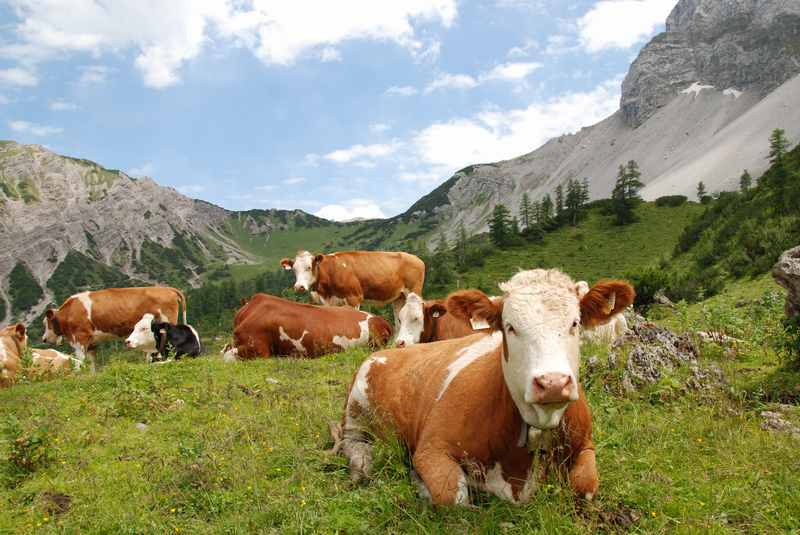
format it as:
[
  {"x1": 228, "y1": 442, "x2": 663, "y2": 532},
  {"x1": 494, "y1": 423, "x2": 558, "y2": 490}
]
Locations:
[
  {"x1": 395, "y1": 293, "x2": 447, "y2": 347},
  {"x1": 281, "y1": 251, "x2": 324, "y2": 293},
  {"x1": 125, "y1": 313, "x2": 157, "y2": 351},
  {"x1": 42, "y1": 309, "x2": 62, "y2": 345},
  {"x1": 447, "y1": 269, "x2": 634, "y2": 430},
  {"x1": 1, "y1": 323, "x2": 28, "y2": 352}
]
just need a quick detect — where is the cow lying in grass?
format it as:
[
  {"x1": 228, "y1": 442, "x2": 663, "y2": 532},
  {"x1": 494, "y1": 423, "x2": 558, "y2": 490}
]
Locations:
[
  {"x1": 222, "y1": 293, "x2": 392, "y2": 361},
  {"x1": 394, "y1": 291, "x2": 494, "y2": 347},
  {"x1": 0, "y1": 324, "x2": 27, "y2": 388},
  {"x1": 31, "y1": 349, "x2": 82, "y2": 376},
  {"x1": 332, "y1": 269, "x2": 634, "y2": 506},
  {"x1": 125, "y1": 313, "x2": 202, "y2": 362}
]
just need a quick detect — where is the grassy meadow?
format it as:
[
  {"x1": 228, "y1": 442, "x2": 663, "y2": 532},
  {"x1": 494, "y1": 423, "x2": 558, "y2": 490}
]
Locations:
[{"x1": 2, "y1": 278, "x2": 799, "y2": 534}]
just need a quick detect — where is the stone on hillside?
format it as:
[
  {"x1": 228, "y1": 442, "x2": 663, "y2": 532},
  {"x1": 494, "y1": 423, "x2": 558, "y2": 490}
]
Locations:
[
  {"x1": 620, "y1": 322, "x2": 699, "y2": 390},
  {"x1": 772, "y1": 245, "x2": 800, "y2": 318},
  {"x1": 760, "y1": 410, "x2": 800, "y2": 438}
]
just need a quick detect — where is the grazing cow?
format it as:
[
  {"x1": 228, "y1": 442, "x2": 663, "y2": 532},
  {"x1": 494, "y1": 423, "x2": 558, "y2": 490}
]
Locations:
[
  {"x1": 125, "y1": 313, "x2": 202, "y2": 362},
  {"x1": 280, "y1": 250, "x2": 425, "y2": 322},
  {"x1": 41, "y1": 286, "x2": 187, "y2": 371},
  {"x1": 0, "y1": 324, "x2": 27, "y2": 388},
  {"x1": 31, "y1": 348, "x2": 82, "y2": 376},
  {"x1": 332, "y1": 269, "x2": 634, "y2": 506},
  {"x1": 577, "y1": 281, "x2": 629, "y2": 344},
  {"x1": 222, "y1": 293, "x2": 392, "y2": 362},
  {"x1": 395, "y1": 292, "x2": 490, "y2": 347}
]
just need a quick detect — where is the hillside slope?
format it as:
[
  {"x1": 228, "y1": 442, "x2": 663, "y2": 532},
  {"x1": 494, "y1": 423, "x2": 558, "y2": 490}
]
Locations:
[{"x1": 409, "y1": 0, "x2": 800, "y2": 239}]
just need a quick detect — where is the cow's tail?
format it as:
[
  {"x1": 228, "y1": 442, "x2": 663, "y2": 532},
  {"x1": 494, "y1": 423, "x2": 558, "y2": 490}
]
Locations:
[{"x1": 175, "y1": 288, "x2": 188, "y2": 324}]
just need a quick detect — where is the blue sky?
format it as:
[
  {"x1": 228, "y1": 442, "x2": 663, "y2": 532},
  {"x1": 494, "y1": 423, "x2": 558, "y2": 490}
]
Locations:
[{"x1": 0, "y1": 0, "x2": 677, "y2": 220}]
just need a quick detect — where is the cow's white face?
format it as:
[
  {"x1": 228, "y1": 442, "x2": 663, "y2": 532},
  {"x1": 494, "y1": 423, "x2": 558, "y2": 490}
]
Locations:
[
  {"x1": 125, "y1": 313, "x2": 156, "y2": 350},
  {"x1": 499, "y1": 275, "x2": 582, "y2": 430},
  {"x1": 396, "y1": 293, "x2": 425, "y2": 347},
  {"x1": 41, "y1": 311, "x2": 61, "y2": 345},
  {"x1": 286, "y1": 251, "x2": 317, "y2": 292}
]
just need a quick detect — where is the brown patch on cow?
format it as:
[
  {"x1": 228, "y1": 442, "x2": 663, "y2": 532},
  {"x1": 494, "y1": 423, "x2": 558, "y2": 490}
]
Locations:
[
  {"x1": 368, "y1": 316, "x2": 392, "y2": 348},
  {"x1": 580, "y1": 280, "x2": 635, "y2": 328},
  {"x1": 0, "y1": 323, "x2": 27, "y2": 388},
  {"x1": 42, "y1": 491, "x2": 72, "y2": 516}
]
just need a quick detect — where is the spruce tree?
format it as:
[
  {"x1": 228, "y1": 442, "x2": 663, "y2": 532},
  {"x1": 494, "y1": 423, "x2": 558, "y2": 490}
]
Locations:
[
  {"x1": 555, "y1": 184, "x2": 564, "y2": 220},
  {"x1": 769, "y1": 128, "x2": 790, "y2": 165},
  {"x1": 739, "y1": 169, "x2": 752, "y2": 192},
  {"x1": 489, "y1": 203, "x2": 512, "y2": 247},
  {"x1": 696, "y1": 181, "x2": 707, "y2": 201},
  {"x1": 611, "y1": 161, "x2": 643, "y2": 225},
  {"x1": 581, "y1": 177, "x2": 590, "y2": 205},
  {"x1": 520, "y1": 193, "x2": 533, "y2": 232},
  {"x1": 540, "y1": 194, "x2": 554, "y2": 228}
]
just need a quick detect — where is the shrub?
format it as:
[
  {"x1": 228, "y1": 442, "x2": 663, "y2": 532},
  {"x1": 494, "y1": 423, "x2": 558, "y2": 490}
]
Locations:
[{"x1": 655, "y1": 195, "x2": 687, "y2": 207}]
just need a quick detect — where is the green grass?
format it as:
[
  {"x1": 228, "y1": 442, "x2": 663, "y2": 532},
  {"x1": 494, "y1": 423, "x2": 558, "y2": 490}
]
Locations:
[
  {"x1": 2, "y1": 283, "x2": 799, "y2": 534},
  {"x1": 454, "y1": 203, "x2": 703, "y2": 293}
]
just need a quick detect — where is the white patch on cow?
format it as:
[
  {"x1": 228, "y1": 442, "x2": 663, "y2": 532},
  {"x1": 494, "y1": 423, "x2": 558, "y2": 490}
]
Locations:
[
  {"x1": 396, "y1": 293, "x2": 424, "y2": 346},
  {"x1": 126, "y1": 313, "x2": 157, "y2": 351},
  {"x1": 279, "y1": 326, "x2": 309, "y2": 354},
  {"x1": 350, "y1": 354, "x2": 387, "y2": 409},
  {"x1": 291, "y1": 251, "x2": 317, "y2": 292},
  {"x1": 436, "y1": 332, "x2": 502, "y2": 401},
  {"x1": 74, "y1": 292, "x2": 93, "y2": 320},
  {"x1": 222, "y1": 347, "x2": 239, "y2": 363},
  {"x1": 484, "y1": 463, "x2": 515, "y2": 502},
  {"x1": 0, "y1": 341, "x2": 8, "y2": 377},
  {"x1": 187, "y1": 325, "x2": 201, "y2": 349},
  {"x1": 333, "y1": 316, "x2": 370, "y2": 349},
  {"x1": 455, "y1": 474, "x2": 469, "y2": 505}
]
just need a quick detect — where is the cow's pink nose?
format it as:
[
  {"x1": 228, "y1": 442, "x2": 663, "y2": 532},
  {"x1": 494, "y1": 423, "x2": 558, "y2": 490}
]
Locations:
[
  {"x1": 532, "y1": 373, "x2": 573, "y2": 404},
  {"x1": 295, "y1": 284, "x2": 306, "y2": 292}
]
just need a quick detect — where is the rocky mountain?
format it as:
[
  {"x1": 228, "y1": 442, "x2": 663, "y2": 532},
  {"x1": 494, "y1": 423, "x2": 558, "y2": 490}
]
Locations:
[
  {"x1": 0, "y1": 142, "x2": 328, "y2": 323},
  {"x1": 409, "y1": 0, "x2": 800, "y2": 239}
]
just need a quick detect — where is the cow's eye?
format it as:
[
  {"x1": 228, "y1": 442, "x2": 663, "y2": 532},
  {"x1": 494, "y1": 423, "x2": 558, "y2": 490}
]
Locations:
[{"x1": 505, "y1": 324, "x2": 516, "y2": 335}]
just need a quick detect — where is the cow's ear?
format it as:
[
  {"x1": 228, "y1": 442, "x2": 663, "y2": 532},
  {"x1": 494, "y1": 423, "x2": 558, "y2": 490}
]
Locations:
[
  {"x1": 446, "y1": 290, "x2": 503, "y2": 330},
  {"x1": 313, "y1": 254, "x2": 324, "y2": 266},
  {"x1": 580, "y1": 280, "x2": 635, "y2": 328},
  {"x1": 14, "y1": 324, "x2": 26, "y2": 340},
  {"x1": 427, "y1": 302, "x2": 447, "y2": 319},
  {"x1": 280, "y1": 258, "x2": 293, "y2": 270}
]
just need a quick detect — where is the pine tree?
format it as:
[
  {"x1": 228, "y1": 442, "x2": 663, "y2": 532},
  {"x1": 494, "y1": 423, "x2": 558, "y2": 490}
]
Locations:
[
  {"x1": 696, "y1": 181, "x2": 707, "y2": 201},
  {"x1": 739, "y1": 169, "x2": 752, "y2": 192},
  {"x1": 769, "y1": 128, "x2": 790, "y2": 165},
  {"x1": 489, "y1": 203, "x2": 512, "y2": 247},
  {"x1": 555, "y1": 184, "x2": 564, "y2": 219},
  {"x1": 611, "y1": 161, "x2": 643, "y2": 225},
  {"x1": 520, "y1": 193, "x2": 533, "y2": 231},
  {"x1": 511, "y1": 216, "x2": 521, "y2": 237},
  {"x1": 454, "y1": 222, "x2": 469, "y2": 270},
  {"x1": 565, "y1": 179, "x2": 582, "y2": 226},
  {"x1": 581, "y1": 177, "x2": 590, "y2": 205},
  {"x1": 540, "y1": 194, "x2": 554, "y2": 228},
  {"x1": 624, "y1": 160, "x2": 643, "y2": 198}
]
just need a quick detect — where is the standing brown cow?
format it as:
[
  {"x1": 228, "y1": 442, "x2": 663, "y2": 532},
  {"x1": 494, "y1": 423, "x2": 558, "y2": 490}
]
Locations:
[
  {"x1": 280, "y1": 250, "x2": 425, "y2": 325},
  {"x1": 41, "y1": 286, "x2": 186, "y2": 371},
  {"x1": 0, "y1": 323, "x2": 27, "y2": 388},
  {"x1": 222, "y1": 293, "x2": 392, "y2": 361}
]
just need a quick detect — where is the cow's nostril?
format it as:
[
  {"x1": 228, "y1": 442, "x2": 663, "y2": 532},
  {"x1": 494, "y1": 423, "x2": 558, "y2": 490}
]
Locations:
[
  {"x1": 532, "y1": 373, "x2": 573, "y2": 403},
  {"x1": 396, "y1": 340, "x2": 405, "y2": 348}
]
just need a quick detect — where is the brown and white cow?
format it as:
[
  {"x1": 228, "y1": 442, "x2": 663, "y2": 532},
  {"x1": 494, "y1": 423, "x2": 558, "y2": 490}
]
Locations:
[
  {"x1": 332, "y1": 269, "x2": 634, "y2": 506},
  {"x1": 280, "y1": 250, "x2": 425, "y2": 322},
  {"x1": 394, "y1": 292, "x2": 490, "y2": 347},
  {"x1": 0, "y1": 324, "x2": 27, "y2": 388},
  {"x1": 222, "y1": 293, "x2": 392, "y2": 361},
  {"x1": 41, "y1": 286, "x2": 187, "y2": 371},
  {"x1": 31, "y1": 348, "x2": 82, "y2": 376},
  {"x1": 577, "y1": 281, "x2": 629, "y2": 345}
]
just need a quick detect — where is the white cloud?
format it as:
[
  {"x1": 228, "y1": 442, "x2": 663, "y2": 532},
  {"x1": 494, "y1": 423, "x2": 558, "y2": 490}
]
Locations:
[
  {"x1": 412, "y1": 77, "x2": 622, "y2": 171},
  {"x1": 385, "y1": 85, "x2": 418, "y2": 96},
  {"x1": 8, "y1": 120, "x2": 63, "y2": 136},
  {"x1": 398, "y1": 170, "x2": 444, "y2": 184},
  {"x1": 424, "y1": 62, "x2": 542, "y2": 94},
  {"x1": 315, "y1": 198, "x2": 386, "y2": 221},
  {"x1": 255, "y1": 185, "x2": 275, "y2": 191},
  {"x1": 578, "y1": 0, "x2": 676, "y2": 52},
  {"x1": 324, "y1": 142, "x2": 400, "y2": 164},
  {"x1": 79, "y1": 65, "x2": 113, "y2": 85},
  {"x1": 319, "y1": 47, "x2": 342, "y2": 62},
  {"x1": 49, "y1": 99, "x2": 77, "y2": 111},
  {"x1": 2, "y1": 0, "x2": 457, "y2": 89},
  {"x1": 127, "y1": 162, "x2": 154, "y2": 177},
  {"x1": 544, "y1": 34, "x2": 579, "y2": 55},
  {"x1": 283, "y1": 176, "x2": 306, "y2": 185},
  {"x1": 0, "y1": 67, "x2": 38, "y2": 87},
  {"x1": 369, "y1": 123, "x2": 391, "y2": 133},
  {"x1": 424, "y1": 73, "x2": 479, "y2": 94},
  {"x1": 302, "y1": 153, "x2": 321, "y2": 166},
  {"x1": 507, "y1": 39, "x2": 539, "y2": 58}
]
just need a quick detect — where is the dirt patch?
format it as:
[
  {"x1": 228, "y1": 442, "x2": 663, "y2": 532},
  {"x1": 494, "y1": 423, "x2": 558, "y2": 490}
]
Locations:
[{"x1": 42, "y1": 491, "x2": 71, "y2": 515}]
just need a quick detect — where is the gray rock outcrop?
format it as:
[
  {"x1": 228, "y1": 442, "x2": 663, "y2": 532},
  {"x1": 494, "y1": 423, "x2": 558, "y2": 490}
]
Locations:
[{"x1": 772, "y1": 245, "x2": 800, "y2": 317}]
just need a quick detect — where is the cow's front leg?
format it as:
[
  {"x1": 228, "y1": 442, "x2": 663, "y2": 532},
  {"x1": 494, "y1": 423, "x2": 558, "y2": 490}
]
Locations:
[
  {"x1": 412, "y1": 447, "x2": 469, "y2": 506},
  {"x1": 568, "y1": 447, "x2": 598, "y2": 500}
]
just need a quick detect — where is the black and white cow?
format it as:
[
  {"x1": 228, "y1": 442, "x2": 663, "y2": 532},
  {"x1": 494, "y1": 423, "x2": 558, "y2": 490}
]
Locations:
[{"x1": 125, "y1": 313, "x2": 202, "y2": 362}]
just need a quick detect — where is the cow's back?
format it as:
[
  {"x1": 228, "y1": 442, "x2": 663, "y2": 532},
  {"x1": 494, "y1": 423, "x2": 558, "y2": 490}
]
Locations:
[
  {"x1": 359, "y1": 332, "x2": 509, "y2": 453},
  {"x1": 333, "y1": 251, "x2": 425, "y2": 301}
]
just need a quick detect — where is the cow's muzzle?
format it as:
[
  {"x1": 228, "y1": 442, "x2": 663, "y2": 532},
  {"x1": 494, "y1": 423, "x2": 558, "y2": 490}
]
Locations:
[
  {"x1": 294, "y1": 284, "x2": 307, "y2": 292},
  {"x1": 532, "y1": 373, "x2": 574, "y2": 404}
]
